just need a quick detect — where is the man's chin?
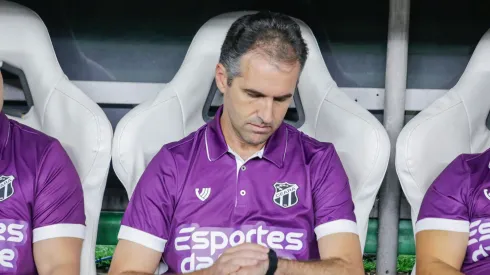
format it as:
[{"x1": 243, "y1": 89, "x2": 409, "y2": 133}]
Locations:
[{"x1": 243, "y1": 134, "x2": 271, "y2": 147}]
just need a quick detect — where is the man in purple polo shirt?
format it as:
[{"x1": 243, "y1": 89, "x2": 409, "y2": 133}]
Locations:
[
  {"x1": 0, "y1": 69, "x2": 86, "y2": 274},
  {"x1": 415, "y1": 150, "x2": 490, "y2": 275},
  {"x1": 109, "y1": 11, "x2": 364, "y2": 275}
]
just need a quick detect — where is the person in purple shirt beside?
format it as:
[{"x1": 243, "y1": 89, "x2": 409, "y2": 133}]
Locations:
[
  {"x1": 0, "y1": 69, "x2": 86, "y2": 274},
  {"x1": 415, "y1": 150, "x2": 490, "y2": 275},
  {"x1": 109, "y1": 11, "x2": 364, "y2": 275}
]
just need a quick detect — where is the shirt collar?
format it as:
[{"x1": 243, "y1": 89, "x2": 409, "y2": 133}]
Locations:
[
  {"x1": 228, "y1": 146, "x2": 264, "y2": 163},
  {"x1": 205, "y1": 105, "x2": 288, "y2": 167},
  {"x1": 0, "y1": 112, "x2": 10, "y2": 159}
]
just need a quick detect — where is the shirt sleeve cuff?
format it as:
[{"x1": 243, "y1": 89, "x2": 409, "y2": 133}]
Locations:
[
  {"x1": 415, "y1": 218, "x2": 469, "y2": 234},
  {"x1": 118, "y1": 225, "x2": 167, "y2": 253},
  {"x1": 314, "y1": 219, "x2": 358, "y2": 240},
  {"x1": 33, "y1": 224, "x2": 85, "y2": 243}
]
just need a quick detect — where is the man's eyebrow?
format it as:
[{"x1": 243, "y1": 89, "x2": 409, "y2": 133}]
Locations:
[
  {"x1": 244, "y1": 88, "x2": 293, "y2": 100},
  {"x1": 275, "y1": 93, "x2": 293, "y2": 100},
  {"x1": 244, "y1": 88, "x2": 266, "y2": 96}
]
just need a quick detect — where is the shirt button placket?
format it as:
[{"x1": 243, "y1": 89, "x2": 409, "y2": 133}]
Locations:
[{"x1": 236, "y1": 164, "x2": 247, "y2": 209}]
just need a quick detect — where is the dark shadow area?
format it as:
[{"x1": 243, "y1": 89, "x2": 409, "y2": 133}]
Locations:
[
  {"x1": 1, "y1": 67, "x2": 29, "y2": 117},
  {"x1": 11, "y1": 0, "x2": 389, "y2": 87}
]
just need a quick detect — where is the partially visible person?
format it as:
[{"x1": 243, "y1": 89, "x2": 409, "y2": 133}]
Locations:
[
  {"x1": 0, "y1": 66, "x2": 86, "y2": 274},
  {"x1": 108, "y1": 11, "x2": 364, "y2": 275},
  {"x1": 415, "y1": 149, "x2": 490, "y2": 275}
]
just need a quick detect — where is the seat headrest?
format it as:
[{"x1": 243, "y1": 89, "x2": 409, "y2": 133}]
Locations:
[
  {"x1": 0, "y1": 0, "x2": 63, "y2": 116},
  {"x1": 395, "y1": 29, "x2": 490, "y2": 228},
  {"x1": 450, "y1": 28, "x2": 490, "y2": 147},
  {"x1": 158, "y1": 11, "x2": 337, "y2": 135},
  {"x1": 460, "y1": 29, "x2": 490, "y2": 77}
]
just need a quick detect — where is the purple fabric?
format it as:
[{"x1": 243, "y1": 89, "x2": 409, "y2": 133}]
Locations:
[
  {"x1": 121, "y1": 106, "x2": 356, "y2": 273},
  {"x1": 417, "y1": 150, "x2": 490, "y2": 274},
  {"x1": 0, "y1": 112, "x2": 85, "y2": 274}
]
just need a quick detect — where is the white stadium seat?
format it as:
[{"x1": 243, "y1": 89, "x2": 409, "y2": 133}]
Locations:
[
  {"x1": 112, "y1": 11, "x2": 390, "y2": 260},
  {"x1": 396, "y1": 29, "x2": 490, "y2": 274},
  {"x1": 0, "y1": 1, "x2": 113, "y2": 274}
]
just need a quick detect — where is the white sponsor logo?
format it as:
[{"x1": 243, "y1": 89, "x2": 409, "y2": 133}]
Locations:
[
  {"x1": 174, "y1": 223, "x2": 305, "y2": 273},
  {"x1": 0, "y1": 220, "x2": 26, "y2": 270},
  {"x1": 468, "y1": 220, "x2": 490, "y2": 262},
  {"x1": 195, "y1": 188, "x2": 211, "y2": 201}
]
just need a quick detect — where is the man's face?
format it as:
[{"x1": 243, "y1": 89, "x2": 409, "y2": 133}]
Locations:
[{"x1": 216, "y1": 50, "x2": 301, "y2": 146}]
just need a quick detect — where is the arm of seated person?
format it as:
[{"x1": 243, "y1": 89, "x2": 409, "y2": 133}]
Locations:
[
  {"x1": 34, "y1": 238, "x2": 83, "y2": 275},
  {"x1": 108, "y1": 240, "x2": 163, "y2": 275},
  {"x1": 32, "y1": 140, "x2": 86, "y2": 275},
  {"x1": 416, "y1": 230, "x2": 467, "y2": 275},
  {"x1": 108, "y1": 146, "x2": 270, "y2": 275},
  {"x1": 271, "y1": 145, "x2": 364, "y2": 275},
  {"x1": 109, "y1": 241, "x2": 268, "y2": 275},
  {"x1": 108, "y1": 147, "x2": 178, "y2": 274},
  {"x1": 414, "y1": 154, "x2": 473, "y2": 275},
  {"x1": 269, "y1": 232, "x2": 364, "y2": 275},
  {"x1": 233, "y1": 145, "x2": 364, "y2": 275}
]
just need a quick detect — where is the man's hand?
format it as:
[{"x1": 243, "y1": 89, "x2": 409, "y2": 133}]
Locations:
[
  {"x1": 206, "y1": 243, "x2": 269, "y2": 275},
  {"x1": 230, "y1": 259, "x2": 268, "y2": 275}
]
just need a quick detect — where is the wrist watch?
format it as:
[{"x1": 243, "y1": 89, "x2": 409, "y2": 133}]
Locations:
[{"x1": 266, "y1": 249, "x2": 278, "y2": 275}]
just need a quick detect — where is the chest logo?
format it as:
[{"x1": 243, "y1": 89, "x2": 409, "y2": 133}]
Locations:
[
  {"x1": 484, "y1": 189, "x2": 490, "y2": 200},
  {"x1": 195, "y1": 188, "x2": 211, "y2": 201},
  {"x1": 0, "y1": 175, "x2": 14, "y2": 202},
  {"x1": 273, "y1": 182, "x2": 299, "y2": 209}
]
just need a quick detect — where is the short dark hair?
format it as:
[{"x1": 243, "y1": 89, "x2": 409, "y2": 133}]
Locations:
[{"x1": 219, "y1": 11, "x2": 309, "y2": 86}]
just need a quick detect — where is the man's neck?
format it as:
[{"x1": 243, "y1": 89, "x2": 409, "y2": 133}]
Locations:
[{"x1": 220, "y1": 112, "x2": 264, "y2": 161}]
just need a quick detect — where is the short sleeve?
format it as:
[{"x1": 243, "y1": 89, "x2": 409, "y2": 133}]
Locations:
[
  {"x1": 415, "y1": 155, "x2": 471, "y2": 234},
  {"x1": 33, "y1": 140, "x2": 86, "y2": 243},
  {"x1": 118, "y1": 147, "x2": 178, "y2": 253},
  {"x1": 312, "y1": 145, "x2": 357, "y2": 240}
]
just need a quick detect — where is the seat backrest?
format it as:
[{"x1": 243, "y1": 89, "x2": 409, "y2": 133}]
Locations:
[
  {"x1": 396, "y1": 29, "x2": 490, "y2": 274},
  {"x1": 0, "y1": 1, "x2": 113, "y2": 274},
  {"x1": 112, "y1": 11, "x2": 390, "y2": 253}
]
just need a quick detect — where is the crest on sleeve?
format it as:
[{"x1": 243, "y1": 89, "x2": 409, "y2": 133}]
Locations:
[
  {"x1": 273, "y1": 182, "x2": 299, "y2": 208},
  {"x1": 0, "y1": 175, "x2": 14, "y2": 202}
]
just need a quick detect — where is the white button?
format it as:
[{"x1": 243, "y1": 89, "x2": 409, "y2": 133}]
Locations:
[
  {"x1": 241, "y1": 165, "x2": 246, "y2": 171},
  {"x1": 240, "y1": 190, "x2": 246, "y2": 196}
]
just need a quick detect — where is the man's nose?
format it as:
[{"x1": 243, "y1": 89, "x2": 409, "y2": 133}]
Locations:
[{"x1": 258, "y1": 98, "x2": 273, "y2": 124}]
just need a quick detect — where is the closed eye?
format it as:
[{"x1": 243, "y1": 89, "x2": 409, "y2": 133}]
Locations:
[
  {"x1": 246, "y1": 90, "x2": 264, "y2": 98},
  {"x1": 274, "y1": 95, "x2": 292, "y2": 102}
]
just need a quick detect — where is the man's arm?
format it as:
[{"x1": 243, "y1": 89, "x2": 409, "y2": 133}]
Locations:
[
  {"x1": 108, "y1": 240, "x2": 164, "y2": 275},
  {"x1": 108, "y1": 147, "x2": 178, "y2": 274},
  {"x1": 33, "y1": 238, "x2": 83, "y2": 275},
  {"x1": 415, "y1": 230, "x2": 467, "y2": 275},
  {"x1": 32, "y1": 140, "x2": 86, "y2": 275},
  {"x1": 108, "y1": 146, "x2": 269, "y2": 275},
  {"x1": 109, "y1": 240, "x2": 268, "y2": 275},
  {"x1": 272, "y1": 144, "x2": 363, "y2": 275},
  {"x1": 413, "y1": 154, "x2": 472, "y2": 275},
  {"x1": 232, "y1": 232, "x2": 363, "y2": 275},
  {"x1": 274, "y1": 232, "x2": 364, "y2": 275},
  {"x1": 234, "y1": 145, "x2": 365, "y2": 275}
]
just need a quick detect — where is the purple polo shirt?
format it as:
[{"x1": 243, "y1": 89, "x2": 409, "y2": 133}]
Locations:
[
  {"x1": 0, "y1": 112, "x2": 85, "y2": 274},
  {"x1": 119, "y1": 106, "x2": 357, "y2": 273},
  {"x1": 416, "y1": 149, "x2": 490, "y2": 275}
]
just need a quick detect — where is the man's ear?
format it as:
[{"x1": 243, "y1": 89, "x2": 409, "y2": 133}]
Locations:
[
  {"x1": 215, "y1": 63, "x2": 228, "y2": 95},
  {"x1": 0, "y1": 70, "x2": 3, "y2": 93}
]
